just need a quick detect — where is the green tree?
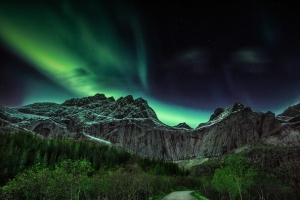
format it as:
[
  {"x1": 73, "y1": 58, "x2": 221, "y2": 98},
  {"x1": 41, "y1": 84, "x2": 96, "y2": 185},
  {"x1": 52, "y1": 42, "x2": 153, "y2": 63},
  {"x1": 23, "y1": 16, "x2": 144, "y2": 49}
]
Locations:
[
  {"x1": 211, "y1": 155, "x2": 257, "y2": 200},
  {"x1": 33, "y1": 151, "x2": 41, "y2": 166},
  {"x1": 18, "y1": 150, "x2": 28, "y2": 172}
]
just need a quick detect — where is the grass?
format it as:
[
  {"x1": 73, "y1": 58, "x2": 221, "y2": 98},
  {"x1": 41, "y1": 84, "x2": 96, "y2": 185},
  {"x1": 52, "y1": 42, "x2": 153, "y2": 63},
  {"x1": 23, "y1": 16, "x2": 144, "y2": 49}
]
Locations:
[
  {"x1": 151, "y1": 190, "x2": 175, "y2": 200},
  {"x1": 151, "y1": 194, "x2": 165, "y2": 200},
  {"x1": 191, "y1": 191, "x2": 209, "y2": 200}
]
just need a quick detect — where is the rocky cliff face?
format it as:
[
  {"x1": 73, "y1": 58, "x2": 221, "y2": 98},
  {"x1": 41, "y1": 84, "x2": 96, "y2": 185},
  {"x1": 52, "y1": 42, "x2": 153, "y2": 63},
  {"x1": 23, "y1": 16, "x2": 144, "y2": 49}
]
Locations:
[
  {"x1": 1, "y1": 94, "x2": 300, "y2": 160},
  {"x1": 174, "y1": 122, "x2": 192, "y2": 129},
  {"x1": 278, "y1": 103, "x2": 300, "y2": 117}
]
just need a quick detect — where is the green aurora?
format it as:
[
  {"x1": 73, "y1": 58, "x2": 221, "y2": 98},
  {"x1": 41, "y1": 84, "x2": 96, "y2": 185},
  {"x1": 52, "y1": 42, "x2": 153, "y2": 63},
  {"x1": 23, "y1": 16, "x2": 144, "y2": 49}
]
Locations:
[{"x1": 0, "y1": 1, "x2": 210, "y2": 127}]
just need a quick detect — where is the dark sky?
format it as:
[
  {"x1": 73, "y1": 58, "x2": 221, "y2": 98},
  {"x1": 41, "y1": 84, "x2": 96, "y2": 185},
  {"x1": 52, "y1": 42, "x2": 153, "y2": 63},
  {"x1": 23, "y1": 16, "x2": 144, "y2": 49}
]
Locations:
[{"x1": 0, "y1": 0, "x2": 299, "y2": 127}]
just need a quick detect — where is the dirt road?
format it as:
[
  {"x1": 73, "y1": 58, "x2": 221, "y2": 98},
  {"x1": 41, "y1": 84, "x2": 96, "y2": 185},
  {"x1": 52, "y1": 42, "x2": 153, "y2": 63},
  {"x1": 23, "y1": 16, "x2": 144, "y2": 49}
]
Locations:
[{"x1": 163, "y1": 191, "x2": 196, "y2": 200}]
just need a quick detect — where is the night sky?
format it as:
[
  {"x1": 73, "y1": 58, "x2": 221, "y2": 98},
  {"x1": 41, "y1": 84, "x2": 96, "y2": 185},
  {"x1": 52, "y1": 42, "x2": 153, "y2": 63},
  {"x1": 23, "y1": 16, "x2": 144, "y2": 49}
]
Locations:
[{"x1": 1, "y1": 0, "x2": 300, "y2": 127}]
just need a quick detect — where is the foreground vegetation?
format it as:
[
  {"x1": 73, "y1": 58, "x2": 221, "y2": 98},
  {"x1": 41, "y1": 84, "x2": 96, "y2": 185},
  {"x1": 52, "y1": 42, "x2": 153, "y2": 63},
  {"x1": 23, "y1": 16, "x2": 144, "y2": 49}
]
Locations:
[
  {"x1": 1, "y1": 131, "x2": 300, "y2": 199},
  {"x1": 0, "y1": 131, "x2": 188, "y2": 186},
  {"x1": 191, "y1": 191, "x2": 209, "y2": 200},
  {"x1": 0, "y1": 132, "x2": 198, "y2": 199},
  {"x1": 192, "y1": 146, "x2": 300, "y2": 200},
  {"x1": 1, "y1": 159, "x2": 201, "y2": 199}
]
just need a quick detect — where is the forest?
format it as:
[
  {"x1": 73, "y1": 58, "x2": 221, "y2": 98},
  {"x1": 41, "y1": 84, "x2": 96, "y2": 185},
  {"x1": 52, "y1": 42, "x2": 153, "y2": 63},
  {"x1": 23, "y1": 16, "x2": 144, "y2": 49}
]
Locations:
[
  {"x1": 0, "y1": 131, "x2": 300, "y2": 199},
  {"x1": 0, "y1": 131, "x2": 198, "y2": 199}
]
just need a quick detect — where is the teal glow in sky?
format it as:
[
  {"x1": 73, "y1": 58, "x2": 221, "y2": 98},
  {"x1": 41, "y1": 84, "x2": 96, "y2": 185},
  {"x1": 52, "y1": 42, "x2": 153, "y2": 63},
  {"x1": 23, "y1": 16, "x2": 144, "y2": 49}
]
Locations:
[
  {"x1": 0, "y1": 1, "x2": 147, "y2": 96},
  {"x1": 0, "y1": 1, "x2": 211, "y2": 128},
  {"x1": 1, "y1": 1, "x2": 300, "y2": 128}
]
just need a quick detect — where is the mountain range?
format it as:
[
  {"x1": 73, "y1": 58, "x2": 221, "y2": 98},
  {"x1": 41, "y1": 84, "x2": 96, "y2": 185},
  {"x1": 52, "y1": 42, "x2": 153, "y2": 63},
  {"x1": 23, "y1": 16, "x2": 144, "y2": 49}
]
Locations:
[{"x1": 1, "y1": 93, "x2": 300, "y2": 160}]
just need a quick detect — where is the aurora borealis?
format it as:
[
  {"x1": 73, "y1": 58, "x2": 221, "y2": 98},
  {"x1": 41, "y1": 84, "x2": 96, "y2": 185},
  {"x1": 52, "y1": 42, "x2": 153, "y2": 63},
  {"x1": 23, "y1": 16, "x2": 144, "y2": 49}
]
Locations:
[{"x1": 1, "y1": 1, "x2": 300, "y2": 127}]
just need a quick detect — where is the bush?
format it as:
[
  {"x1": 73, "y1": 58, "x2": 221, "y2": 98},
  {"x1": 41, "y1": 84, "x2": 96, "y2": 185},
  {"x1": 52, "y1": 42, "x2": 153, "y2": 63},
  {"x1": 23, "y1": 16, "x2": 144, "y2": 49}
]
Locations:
[{"x1": 1, "y1": 159, "x2": 201, "y2": 200}]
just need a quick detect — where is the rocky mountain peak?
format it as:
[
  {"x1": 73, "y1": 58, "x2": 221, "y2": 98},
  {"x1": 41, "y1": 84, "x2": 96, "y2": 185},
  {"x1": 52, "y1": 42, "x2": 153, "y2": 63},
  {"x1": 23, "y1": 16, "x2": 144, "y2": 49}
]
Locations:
[
  {"x1": 62, "y1": 93, "x2": 111, "y2": 106},
  {"x1": 1, "y1": 94, "x2": 300, "y2": 161},
  {"x1": 174, "y1": 122, "x2": 192, "y2": 129},
  {"x1": 116, "y1": 95, "x2": 134, "y2": 106},
  {"x1": 279, "y1": 103, "x2": 300, "y2": 117},
  {"x1": 132, "y1": 98, "x2": 151, "y2": 110},
  {"x1": 209, "y1": 102, "x2": 250, "y2": 122},
  {"x1": 209, "y1": 108, "x2": 225, "y2": 121},
  {"x1": 114, "y1": 95, "x2": 158, "y2": 119},
  {"x1": 232, "y1": 102, "x2": 247, "y2": 112}
]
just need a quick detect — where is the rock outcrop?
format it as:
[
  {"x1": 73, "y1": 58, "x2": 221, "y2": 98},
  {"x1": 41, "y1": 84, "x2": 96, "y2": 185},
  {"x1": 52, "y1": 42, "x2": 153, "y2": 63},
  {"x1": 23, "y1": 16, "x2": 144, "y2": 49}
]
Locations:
[
  {"x1": 174, "y1": 122, "x2": 192, "y2": 129},
  {"x1": 278, "y1": 103, "x2": 300, "y2": 117},
  {"x1": 1, "y1": 94, "x2": 300, "y2": 160}
]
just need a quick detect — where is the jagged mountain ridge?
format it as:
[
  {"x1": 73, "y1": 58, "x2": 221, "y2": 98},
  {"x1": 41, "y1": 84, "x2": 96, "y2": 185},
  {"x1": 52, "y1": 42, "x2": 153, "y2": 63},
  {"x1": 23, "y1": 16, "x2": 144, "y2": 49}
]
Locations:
[
  {"x1": 1, "y1": 93, "x2": 300, "y2": 160},
  {"x1": 174, "y1": 122, "x2": 192, "y2": 129}
]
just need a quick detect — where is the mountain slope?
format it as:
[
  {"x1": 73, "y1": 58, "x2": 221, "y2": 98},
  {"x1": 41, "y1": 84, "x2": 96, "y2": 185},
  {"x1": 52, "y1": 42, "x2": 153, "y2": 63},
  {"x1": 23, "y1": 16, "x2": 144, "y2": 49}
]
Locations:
[{"x1": 1, "y1": 94, "x2": 300, "y2": 160}]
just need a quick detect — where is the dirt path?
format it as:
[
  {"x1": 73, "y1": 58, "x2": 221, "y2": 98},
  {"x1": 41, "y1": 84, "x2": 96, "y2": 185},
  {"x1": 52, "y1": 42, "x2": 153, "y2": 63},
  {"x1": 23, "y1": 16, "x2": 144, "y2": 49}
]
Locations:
[{"x1": 163, "y1": 191, "x2": 196, "y2": 200}]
